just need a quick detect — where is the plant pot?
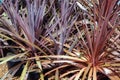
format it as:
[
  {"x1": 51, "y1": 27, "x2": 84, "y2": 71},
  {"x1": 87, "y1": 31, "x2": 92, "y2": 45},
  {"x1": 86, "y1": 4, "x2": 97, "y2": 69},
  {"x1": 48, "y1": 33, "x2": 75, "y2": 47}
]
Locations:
[
  {"x1": 97, "y1": 72, "x2": 110, "y2": 80},
  {"x1": 27, "y1": 72, "x2": 40, "y2": 80},
  {"x1": 7, "y1": 60, "x2": 23, "y2": 76}
]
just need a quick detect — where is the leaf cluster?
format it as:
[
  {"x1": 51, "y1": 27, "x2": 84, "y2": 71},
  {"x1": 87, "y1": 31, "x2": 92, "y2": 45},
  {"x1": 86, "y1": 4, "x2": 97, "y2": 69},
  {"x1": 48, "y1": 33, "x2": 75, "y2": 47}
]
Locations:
[{"x1": 0, "y1": 0, "x2": 120, "y2": 80}]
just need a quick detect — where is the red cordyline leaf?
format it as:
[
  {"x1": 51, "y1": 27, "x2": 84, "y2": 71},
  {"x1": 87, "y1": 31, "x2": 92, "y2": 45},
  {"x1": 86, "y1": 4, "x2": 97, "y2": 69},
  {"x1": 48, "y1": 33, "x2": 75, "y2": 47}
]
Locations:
[
  {"x1": 70, "y1": 0, "x2": 120, "y2": 79},
  {"x1": 80, "y1": 0, "x2": 120, "y2": 64}
]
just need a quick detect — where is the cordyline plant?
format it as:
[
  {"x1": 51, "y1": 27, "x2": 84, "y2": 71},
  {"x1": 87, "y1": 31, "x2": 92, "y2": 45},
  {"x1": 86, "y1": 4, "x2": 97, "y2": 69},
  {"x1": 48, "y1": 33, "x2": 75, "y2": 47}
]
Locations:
[
  {"x1": 0, "y1": 0, "x2": 119, "y2": 80},
  {"x1": 0, "y1": 0, "x2": 79, "y2": 80},
  {"x1": 33, "y1": 0, "x2": 120, "y2": 80}
]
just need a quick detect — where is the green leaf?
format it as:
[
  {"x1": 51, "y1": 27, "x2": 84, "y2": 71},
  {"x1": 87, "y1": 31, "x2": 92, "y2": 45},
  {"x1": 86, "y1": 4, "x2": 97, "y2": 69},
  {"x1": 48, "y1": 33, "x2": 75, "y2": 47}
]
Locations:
[
  {"x1": 60, "y1": 70, "x2": 79, "y2": 78},
  {"x1": 82, "y1": 63, "x2": 92, "y2": 80},
  {"x1": 36, "y1": 57, "x2": 42, "y2": 70},
  {"x1": 0, "y1": 52, "x2": 27, "y2": 65},
  {"x1": 20, "y1": 61, "x2": 29, "y2": 80},
  {"x1": 35, "y1": 56, "x2": 44, "y2": 80},
  {"x1": 39, "y1": 55, "x2": 86, "y2": 62},
  {"x1": 93, "y1": 67, "x2": 97, "y2": 80},
  {"x1": 0, "y1": 55, "x2": 19, "y2": 65},
  {"x1": 74, "y1": 68, "x2": 85, "y2": 80},
  {"x1": 55, "y1": 70, "x2": 59, "y2": 80},
  {"x1": 88, "y1": 68, "x2": 93, "y2": 80}
]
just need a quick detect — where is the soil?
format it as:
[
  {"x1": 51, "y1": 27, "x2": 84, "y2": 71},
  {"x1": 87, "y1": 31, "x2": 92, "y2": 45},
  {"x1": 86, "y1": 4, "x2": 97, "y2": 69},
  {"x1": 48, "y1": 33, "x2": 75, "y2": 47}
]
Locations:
[
  {"x1": 0, "y1": 63, "x2": 8, "y2": 78},
  {"x1": 0, "y1": 63, "x2": 19, "y2": 80}
]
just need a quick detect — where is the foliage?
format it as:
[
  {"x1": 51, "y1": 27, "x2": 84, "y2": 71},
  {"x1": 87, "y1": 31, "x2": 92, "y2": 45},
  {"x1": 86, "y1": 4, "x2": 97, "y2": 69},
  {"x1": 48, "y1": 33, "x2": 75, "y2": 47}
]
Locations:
[{"x1": 0, "y1": 0, "x2": 120, "y2": 80}]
